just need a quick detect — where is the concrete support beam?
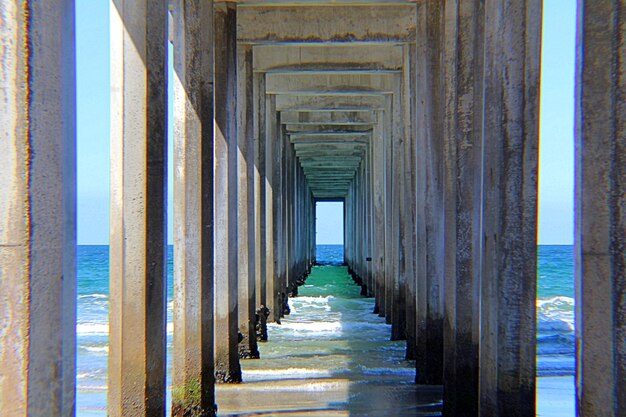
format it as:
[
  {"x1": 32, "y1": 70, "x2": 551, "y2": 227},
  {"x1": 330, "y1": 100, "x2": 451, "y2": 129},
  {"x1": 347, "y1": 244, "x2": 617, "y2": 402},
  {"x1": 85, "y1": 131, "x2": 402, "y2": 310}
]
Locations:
[
  {"x1": 253, "y1": 44, "x2": 403, "y2": 72},
  {"x1": 281, "y1": 110, "x2": 375, "y2": 125},
  {"x1": 415, "y1": 0, "x2": 445, "y2": 386},
  {"x1": 0, "y1": 2, "x2": 76, "y2": 415},
  {"x1": 575, "y1": 1, "x2": 625, "y2": 415},
  {"x1": 214, "y1": 1, "x2": 241, "y2": 384},
  {"x1": 171, "y1": 1, "x2": 216, "y2": 415},
  {"x1": 237, "y1": 5, "x2": 416, "y2": 44},
  {"x1": 441, "y1": 1, "x2": 484, "y2": 413},
  {"x1": 276, "y1": 95, "x2": 386, "y2": 112},
  {"x1": 266, "y1": 72, "x2": 397, "y2": 94},
  {"x1": 479, "y1": 0, "x2": 541, "y2": 415},
  {"x1": 108, "y1": 1, "x2": 168, "y2": 415},
  {"x1": 237, "y1": 44, "x2": 260, "y2": 360}
]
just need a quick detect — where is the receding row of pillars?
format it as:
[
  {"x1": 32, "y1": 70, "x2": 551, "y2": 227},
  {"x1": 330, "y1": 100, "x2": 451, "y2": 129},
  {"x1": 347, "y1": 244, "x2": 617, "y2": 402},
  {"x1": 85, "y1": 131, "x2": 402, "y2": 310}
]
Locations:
[{"x1": 0, "y1": 1, "x2": 624, "y2": 416}]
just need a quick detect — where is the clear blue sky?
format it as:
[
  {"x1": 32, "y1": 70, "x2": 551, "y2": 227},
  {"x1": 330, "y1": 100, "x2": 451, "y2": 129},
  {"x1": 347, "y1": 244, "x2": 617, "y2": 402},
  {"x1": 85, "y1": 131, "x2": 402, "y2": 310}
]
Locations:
[{"x1": 76, "y1": 0, "x2": 575, "y2": 246}]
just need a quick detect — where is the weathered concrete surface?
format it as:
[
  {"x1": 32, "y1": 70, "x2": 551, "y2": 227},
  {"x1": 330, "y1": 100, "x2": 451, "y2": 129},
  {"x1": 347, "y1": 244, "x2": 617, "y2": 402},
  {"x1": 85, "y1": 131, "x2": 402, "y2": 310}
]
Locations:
[
  {"x1": 441, "y1": 0, "x2": 484, "y2": 414},
  {"x1": 171, "y1": 0, "x2": 217, "y2": 415},
  {"x1": 372, "y1": 111, "x2": 387, "y2": 315},
  {"x1": 237, "y1": 44, "x2": 260, "y2": 360},
  {"x1": 575, "y1": 1, "x2": 625, "y2": 415},
  {"x1": 415, "y1": 0, "x2": 445, "y2": 386},
  {"x1": 108, "y1": 1, "x2": 169, "y2": 415},
  {"x1": 403, "y1": 44, "x2": 418, "y2": 360},
  {"x1": 237, "y1": 5, "x2": 416, "y2": 43},
  {"x1": 479, "y1": 0, "x2": 541, "y2": 415},
  {"x1": 214, "y1": 1, "x2": 242, "y2": 384},
  {"x1": 0, "y1": 1, "x2": 76, "y2": 415},
  {"x1": 253, "y1": 44, "x2": 403, "y2": 73},
  {"x1": 264, "y1": 94, "x2": 281, "y2": 323}
]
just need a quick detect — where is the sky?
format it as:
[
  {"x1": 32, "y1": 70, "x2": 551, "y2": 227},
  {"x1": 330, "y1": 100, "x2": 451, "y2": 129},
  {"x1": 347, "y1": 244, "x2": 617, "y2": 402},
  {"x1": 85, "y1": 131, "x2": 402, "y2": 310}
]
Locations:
[{"x1": 76, "y1": 0, "x2": 575, "y2": 246}]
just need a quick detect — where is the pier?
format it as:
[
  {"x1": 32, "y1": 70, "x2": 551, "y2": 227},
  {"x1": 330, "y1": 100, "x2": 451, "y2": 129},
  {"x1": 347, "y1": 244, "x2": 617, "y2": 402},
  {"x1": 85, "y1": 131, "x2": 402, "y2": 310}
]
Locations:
[{"x1": 1, "y1": 1, "x2": 624, "y2": 416}]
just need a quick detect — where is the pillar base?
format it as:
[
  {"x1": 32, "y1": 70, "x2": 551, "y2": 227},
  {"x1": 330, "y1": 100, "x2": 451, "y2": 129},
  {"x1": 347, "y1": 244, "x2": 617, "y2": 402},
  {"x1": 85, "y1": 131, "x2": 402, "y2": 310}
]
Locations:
[
  {"x1": 239, "y1": 333, "x2": 260, "y2": 360},
  {"x1": 171, "y1": 402, "x2": 217, "y2": 417},
  {"x1": 256, "y1": 306, "x2": 270, "y2": 342},
  {"x1": 215, "y1": 370, "x2": 242, "y2": 384}
]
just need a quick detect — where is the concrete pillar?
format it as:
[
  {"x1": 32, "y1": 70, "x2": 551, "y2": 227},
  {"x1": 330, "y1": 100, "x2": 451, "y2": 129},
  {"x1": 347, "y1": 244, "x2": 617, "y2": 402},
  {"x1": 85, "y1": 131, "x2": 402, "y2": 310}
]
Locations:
[
  {"x1": 108, "y1": 1, "x2": 168, "y2": 415},
  {"x1": 265, "y1": 94, "x2": 282, "y2": 323},
  {"x1": 0, "y1": 2, "x2": 76, "y2": 415},
  {"x1": 415, "y1": 0, "x2": 445, "y2": 386},
  {"x1": 575, "y1": 1, "x2": 625, "y2": 415},
  {"x1": 372, "y1": 111, "x2": 386, "y2": 315},
  {"x1": 254, "y1": 72, "x2": 268, "y2": 339},
  {"x1": 441, "y1": 0, "x2": 484, "y2": 414},
  {"x1": 278, "y1": 127, "x2": 288, "y2": 315},
  {"x1": 237, "y1": 44, "x2": 260, "y2": 359},
  {"x1": 479, "y1": 0, "x2": 541, "y2": 415},
  {"x1": 403, "y1": 44, "x2": 418, "y2": 359},
  {"x1": 365, "y1": 139, "x2": 375, "y2": 297},
  {"x1": 171, "y1": 1, "x2": 216, "y2": 414},
  {"x1": 391, "y1": 85, "x2": 407, "y2": 339},
  {"x1": 214, "y1": 1, "x2": 241, "y2": 384},
  {"x1": 384, "y1": 97, "x2": 394, "y2": 323}
]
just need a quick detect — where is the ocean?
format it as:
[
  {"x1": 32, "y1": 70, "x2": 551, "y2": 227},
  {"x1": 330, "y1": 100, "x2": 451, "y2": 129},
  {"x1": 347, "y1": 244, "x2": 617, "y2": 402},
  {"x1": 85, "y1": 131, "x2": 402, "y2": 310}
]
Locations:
[{"x1": 75, "y1": 244, "x2": 574, "y2": 414}]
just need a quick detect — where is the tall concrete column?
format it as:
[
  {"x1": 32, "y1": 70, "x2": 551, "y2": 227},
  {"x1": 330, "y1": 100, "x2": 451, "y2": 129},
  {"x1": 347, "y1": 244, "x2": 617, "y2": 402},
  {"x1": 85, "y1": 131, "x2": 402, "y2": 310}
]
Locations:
[
  {"x1": 391, "y1": 85, "x2": 407, "y2": 338},
  {"x1": 237, "y1": 44, "x2": 260, "y2": 359},
  {"x1": 108, "y1": 1, "x2": 168, "y2": 415},
  {"x1": 480, "y1": 0, "x2": 541, "y2": 415},
  {"x1": 384, "y1": 97, "x2": 394, "y2": 323},
  {"x1": 265, "y1": 94, "x2": 282, "y2": 323},
  {"x1": 372, "y1": 111, "x2": 386, "y2": 315},
  {"x1": 171, "y1": 1, "x2": 216, "y2": 415},
  {"x1": 254, "y1": 72, "x2": 268, "y2": 333},
  {"x1": 403, "y1": 44, "x2": 418, "y2": 359},
  {"x1": 415, "y1": 0, "x2": 445, "y2": 386},
  {"x1": 441, "y1": 0, "x2": 484, "y2": 414},
  {"x1": 0, "y1": 2, "x2": 76, "y2": 415},
  {"x1": 214, "y1": 1, "x2": 241, "y2": 384},
  {"x1": 575, "y1": 1, "x2": 625, "y2": 415}
]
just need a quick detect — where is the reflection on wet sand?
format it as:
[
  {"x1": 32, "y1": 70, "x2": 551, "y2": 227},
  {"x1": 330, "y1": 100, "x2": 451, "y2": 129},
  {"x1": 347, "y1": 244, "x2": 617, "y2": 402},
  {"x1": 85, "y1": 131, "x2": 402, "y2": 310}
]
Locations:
[{"x1": 216, "y1": 266, "x2": 443, "y2": 417}]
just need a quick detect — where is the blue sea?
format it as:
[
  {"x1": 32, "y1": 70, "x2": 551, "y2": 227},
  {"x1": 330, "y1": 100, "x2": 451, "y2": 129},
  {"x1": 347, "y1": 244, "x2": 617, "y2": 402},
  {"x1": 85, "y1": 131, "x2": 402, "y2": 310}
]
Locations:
[{"x1": 76, "y1": 244, "x2": 574, "y2": 413}]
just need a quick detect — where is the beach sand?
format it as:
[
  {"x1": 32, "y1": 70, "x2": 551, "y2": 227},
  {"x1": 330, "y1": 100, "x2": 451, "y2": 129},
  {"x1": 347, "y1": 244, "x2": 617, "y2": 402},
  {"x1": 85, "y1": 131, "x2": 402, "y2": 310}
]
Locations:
[{"x1": 537, "y1": 376, "x2": 575, "y2": 416}]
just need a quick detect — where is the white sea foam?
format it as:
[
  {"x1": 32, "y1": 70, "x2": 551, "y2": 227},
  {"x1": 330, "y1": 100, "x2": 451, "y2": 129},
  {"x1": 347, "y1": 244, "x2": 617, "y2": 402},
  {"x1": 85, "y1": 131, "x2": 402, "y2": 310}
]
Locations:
[
  {"x1": 291, "y1": 295, "x2": 335, "y2": 304},
  {"x1": 78, "y1": 293, "x2": 108, "y2": 299},
  {"x1": 77, "y1": 321, "x2": 174, "y2": 335},
  {"x1": 83, "y1": 346, "x2": 109, "y2": 353},
  {"x1": 77, "y1": 323, "x2": 109, "y2": 335},
  {"x1": 243, "y1": 368, "x2": 332, "y2": 378},
  {"x1": 273, "y1": 321, "x2": 342, "y2": 334},
  {"x1": 537, "y1": 296, "x2": 575, "y2": 333},
  {"x1": 77, "y1": 385, "x2": 108, "y2": 392}
]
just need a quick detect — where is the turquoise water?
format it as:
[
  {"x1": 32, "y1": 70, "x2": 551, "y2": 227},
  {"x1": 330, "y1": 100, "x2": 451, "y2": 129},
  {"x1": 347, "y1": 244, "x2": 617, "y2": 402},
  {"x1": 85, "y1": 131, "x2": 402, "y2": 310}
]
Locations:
[{"x1": 76, "y1": 244, "x2": 574, "y2": 413}]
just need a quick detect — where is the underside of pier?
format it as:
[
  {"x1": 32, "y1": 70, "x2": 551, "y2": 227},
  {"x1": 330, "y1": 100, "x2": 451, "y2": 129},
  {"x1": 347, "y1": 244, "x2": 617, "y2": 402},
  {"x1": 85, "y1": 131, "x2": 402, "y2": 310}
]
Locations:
[{"x1": 1, "y1": 1, "x2": 625, "y2": 417}]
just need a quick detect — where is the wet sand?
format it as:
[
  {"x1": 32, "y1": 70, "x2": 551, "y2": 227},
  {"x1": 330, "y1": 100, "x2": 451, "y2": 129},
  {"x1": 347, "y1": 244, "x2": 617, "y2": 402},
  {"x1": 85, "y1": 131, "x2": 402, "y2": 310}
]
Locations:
[{"x1": 216, "y1": 266, "x2": 442, "y2": 417}]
